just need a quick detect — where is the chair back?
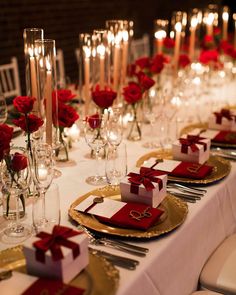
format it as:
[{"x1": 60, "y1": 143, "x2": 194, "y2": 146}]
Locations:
[
  {"x1": 0, "y1": 57, "x2": 21, "y2": 99},
  {"x1": 130, "y1": 34, "x2": 150, "y2": 62},
  {"x1": 56, "y1": 49, "x2": 66, "y2": 88}
]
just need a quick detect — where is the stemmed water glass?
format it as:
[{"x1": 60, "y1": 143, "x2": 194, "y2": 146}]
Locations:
[
  {"x1": 84, "y1": 114, "x2": 107, "y2": 185},
  {"x1": 106, "y1": 107, "x2": 123, "y2": 148},
  {"x1": 32, "y1": 142, "x2": 55, "y2": 230},
  {"x1": 1, "y1": 146, "x2": 31, "y2": 242}
]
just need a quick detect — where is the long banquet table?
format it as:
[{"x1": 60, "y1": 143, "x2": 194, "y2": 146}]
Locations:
[{"x1": 1, "y1": 82, "x2": 236, "y2": 295}]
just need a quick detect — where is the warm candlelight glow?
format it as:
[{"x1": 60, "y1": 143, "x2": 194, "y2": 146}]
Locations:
[
  {"x1": 191, "y1": 17, "x2": 198, "y2": 28},
  {"x1": 45, "y1": 57, "x2": 52, "y2": 145},
  {"x1": 175, "y1": 22, "x2": 182, "y2": 33},
  {"x1": 189, "y1": 16, "x2": 198, "y2": 61},
  {"x1": 121, "y1": 30, "x2": 129, "y2": 85},
  {"x1": 222, "y1": 12, "x2": 229, "y2": 21},
  {"x1": 234, "y1": 13, "x2": 236, "y2": 49},
  {"x1": 97, "y1": 44, "x2": 105, "y2": 56},
  {"x1": 122, "y1": 30, "x2": 129, "y2": 42},
  {"x1": 206, "y1": 13, "x2": 214, "y2": 36},
  {"x1": 65, "y1": 124, "x2": 80, "y2": 142},
  {"x1": 155, "y1": 30, "x2": 167, "y2": 40},
  {"x1": 38, "y1": 164, "x2": 48, "y2": 181}
]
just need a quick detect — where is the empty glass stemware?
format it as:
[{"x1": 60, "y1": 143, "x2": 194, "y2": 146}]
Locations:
[
  {"x1": 32, "y1": 143, "x2": 55, "y2": 229},
  {"x1": 84, "y1": 114, "x2": 107, "y2": 185},
  {"x1": 106, "y1": 108, "x2": 123, "y2": 148}
]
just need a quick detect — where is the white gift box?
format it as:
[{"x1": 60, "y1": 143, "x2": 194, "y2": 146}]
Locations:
[
  {"x1": 208, "y1": 111, "x2": 236, "y2": 131},
  {"x1": 23, "y1": 228, "x2": 89, "y2": 283},
  {"x1": 120, "y1": 169, "x2": 167, "y2": 208},
  {"x1": 172, "y1": 135, "x2": 211, "y2": 164}
]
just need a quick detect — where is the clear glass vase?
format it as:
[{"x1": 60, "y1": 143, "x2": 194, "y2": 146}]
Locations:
[
  {"x1": 2, "y1": 186, "x2": 25, "y2": 220},
  {"x1": 127, "y1": 104, "x2": 142, "y2": 141}
]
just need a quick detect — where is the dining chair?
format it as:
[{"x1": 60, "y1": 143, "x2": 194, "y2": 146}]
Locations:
[
  {"x1": 0, "y1": 57, "x2": 21, "y2": 100},
  {"x1": 130, "y1": 34, "x2": 150, "y2": 62},
  {"x1": 199, "y1": 234, "x2": 236, "y2": 294},
  {"x1": 56, "y1": 49, "x2": 66, "y2": 88}
]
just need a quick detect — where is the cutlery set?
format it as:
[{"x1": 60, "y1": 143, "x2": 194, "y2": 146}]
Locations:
[
  {"x1": 167, "y1": 183, "x2": 206, "y2": 203},
  {"x1": 78, "y1": 225, "x2": 148, "y2": 270}
]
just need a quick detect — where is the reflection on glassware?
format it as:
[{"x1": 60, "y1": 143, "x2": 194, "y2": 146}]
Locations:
[
  {"x1": 105, "y1": 143, "x2": 127, "y2": 186},
  {"x1": 32, "y1": 143, "x2": 55, "y2": 229},
  {"x1": 1, "y1": 147, "x2": 31, "y2": 242},
  {"x1": 84, "y1": 114, "x2": 107, "y2": 185},
  {"x1": 0, "y1": 92, "x2": 7, "y2": 124},
  {"x1": 106, "y1": 107, "x2": 123, "y2": 147},
  {"x1": 33, "y1": 182, "x2": 60, "y2": 232}
]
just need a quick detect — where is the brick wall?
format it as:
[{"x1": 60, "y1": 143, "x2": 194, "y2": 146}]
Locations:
[{"x1": 0, "y1": 0, "x2": 224, "y2": 93}]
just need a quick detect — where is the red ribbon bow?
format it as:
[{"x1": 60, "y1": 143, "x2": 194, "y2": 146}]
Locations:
[
  {"x1": 33, "y1": 225, "x2": 82, "y2": 263},
  {"x1": 179, "y1": 135, "x2": 207, "y2": 154},
  {"x1": 214, "y1": 109, "x2": 235, "y2": 124},
  {"x1": 128, "y1": 167, "x2": 165, "y2": 194}
]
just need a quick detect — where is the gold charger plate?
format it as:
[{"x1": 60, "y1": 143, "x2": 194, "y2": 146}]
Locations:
[
  {"x1": 0, "y1": 246, "x2": 119, "y2": 295},
  {"x1": 136, "y1": 149, "x2": 231, "y2": 185},
  {"x1": 69, "y1": 186, "x2": 188, "y2": 239},
  {"x1": 180, "y1": 122, "x2": 236, "y2": 149}
]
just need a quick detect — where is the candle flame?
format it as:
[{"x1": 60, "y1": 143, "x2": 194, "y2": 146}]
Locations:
[
  {"x1": 206, "y1": 13, "x2": 214, "y2": 25},
  {"x1": 83, "y1": 46, "x2": 91, "y2": 58},
  {"x1": 170, "y1": 31, "x2": 175, "y2": 39},
  {"x1": 191, "y1": 17, "x2": 198, "y2": 28},
  {"x1": 175, "y1": 22, "x2": 182, "y2": 33},
  {"x1": 28, "y1": 47, "x2": 34, "y2": 57},
  {"x1": 46, "y1": 58, "x2": 51, "y2": 71},
  {"x1": 222, "y1": 12, "x2": 229, "y2": 21},
  {"x1": 122, "y1": 30, "x2": 129, "y2": 42},
  {"x1": 97, "y1": 44, "x2": 105, "y2": 56},
  {"x1": 155, "y1": 30, "x2": 166, "y2": 39}
]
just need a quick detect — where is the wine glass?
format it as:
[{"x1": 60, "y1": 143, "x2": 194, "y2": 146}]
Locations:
[
  {"x1": 106, "y1": 107, "x2": 123, "y2": 148},
  {"x1": 105, "y1": 143, "x2": 127, "y2": 186},
  {"x1": 32, "y1": 142, "x2": 55, "y2": 230},
  {"x1": 1, "y1": 146, "x2": 32, "y2": 242},
  {"x1": 0, "y1": 92, "x2": 7, "y2": 123},
  {"x1": 84, "y1": 114, "x2": 107, "y2": 185}
]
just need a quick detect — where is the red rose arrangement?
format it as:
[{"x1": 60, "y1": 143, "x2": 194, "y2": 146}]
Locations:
[
  {"x1": 12, "y1": 96, "x2": 44, "y2": 158},
  {"x1": 91, "y1": 85, "x2": 117, "y2": 112},
  {"x1": 0, "y1": 123, "x2": 29, "y2": 215},
  {"x1": 52, "y1": 89, "x2": 79, "y2": 161}
]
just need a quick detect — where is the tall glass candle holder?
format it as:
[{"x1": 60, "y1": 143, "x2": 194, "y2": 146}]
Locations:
[
  {"x1": 203, "y1": 4, "x2": 219, "y2": 37},
  {"x1": 106, "y1": 20, "x2": 123, "y2": 92},
  {"x1": 34, "y1": 39, "x2": 59, "y2": 147},
  {"x1": 23, "y1": 28, "x2": 44, "y2": 115},
  {"x1": 233, "y1": 13, "x2": 236, "y2": 49},
  {"x1": 188, "y1": 10, "x2": 200, "y2": 61},
  {"x1": 79, "y1": 33, "x2": 95, "y2": 116},
  {"x1": 222, "y1": 6, "x2": 229, "y2": 41},
  {"x1": 154, "y1": 19, "x2": 169, "y2": 54},
  {"x1": 93, "y1": 30, "x2": 110, "y2": 90}
]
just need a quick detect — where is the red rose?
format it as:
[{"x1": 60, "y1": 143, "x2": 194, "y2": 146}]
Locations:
[
  {"x1": 150, "y1": 54, "x2": 167, "y2": 74},
  {"x1": 136, "y1": 72, "x2": 155, "y2": 90},
  {"x1": 87, "y1": 113, "x2": 101, "y2": 129},
  {"x1": 123, "y1": 82, "x2": 142, "y2": 104},
  {"x1": 163, "y1": 37, "x2": 175, "y2": 49},
  {"x1": 201, "y1": 35, "x2": 215, "y2": 50},
  {"x1": 13, "y1": 96, "x2": 35, "y2": 114},
  {"x1": 92, "y1": 85, "x2": 117, "y2": 109},
  {"x1": 57, "y1": 102, "x2": 79, "y2": 128},
  {"x1": 179, "y1": 54, "x2": 191, "y2": 68},
  {"x1": 135, "y1": 57, "x2": 151, "y2": 70},
  {"x1": 199, "y1": 49, "x2": 219, "y2": 64},
  {"x1": 11, "y1": 152, "x2": 28, "y2": 172},
  {"x1": 0, "y1": 124, "x2": 14, "y2": 160},
  {"x1": 213, "y1": 27, "x2": 221, "y2": 35},
  {"x1": 52, "y1": 89, "x2": 76, "y2": 103},
  {"x1": 13, "y1": 114, "x2": 44, "y2": 133}
]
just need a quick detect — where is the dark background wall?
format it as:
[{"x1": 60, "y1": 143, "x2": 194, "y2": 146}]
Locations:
[{"x1": 0, "y1": 0, "x2": 234, "y2": 94}]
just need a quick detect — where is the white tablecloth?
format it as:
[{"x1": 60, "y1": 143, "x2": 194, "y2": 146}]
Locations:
[{"x1": 1, "y1": 81, "x2": 236, "y2": 294}]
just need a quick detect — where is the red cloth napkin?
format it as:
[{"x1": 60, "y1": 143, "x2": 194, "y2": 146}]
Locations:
[
  {"x1": 212, "y1": 131, "x2": 236, "y2": 144},
  {"x1": 97, "y1": 202, "x2": 163, "y2": 230},
  {"x1": 22, "y1": 278, "x2": 84, "y2": 295},
  {"x1": 154, "y1": 162, "x2": 213, "y2": 179}
]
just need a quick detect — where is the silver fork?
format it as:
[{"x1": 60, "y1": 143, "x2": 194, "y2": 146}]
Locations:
[{"x1": 78, "y1": 225, "x2": 147, "y2": 257}]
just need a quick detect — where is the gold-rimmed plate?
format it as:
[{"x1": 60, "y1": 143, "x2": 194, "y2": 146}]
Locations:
[
  {"x1": 69, "y1": 186, "x2": 188, "y2": 239},
  {"x1": 136, "y1": 149, "x2": 231, "y2": 185},
  {"x1": 180, "y1": 122, "x2": 236, "y2": 149},
  {"x1": 0, "y1": 246, "x2": 119, "y2": 295}
]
